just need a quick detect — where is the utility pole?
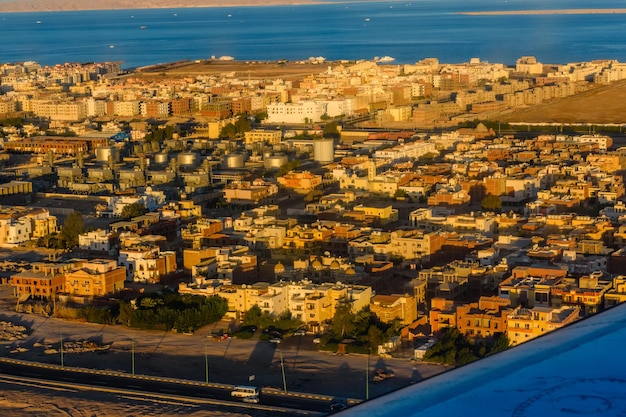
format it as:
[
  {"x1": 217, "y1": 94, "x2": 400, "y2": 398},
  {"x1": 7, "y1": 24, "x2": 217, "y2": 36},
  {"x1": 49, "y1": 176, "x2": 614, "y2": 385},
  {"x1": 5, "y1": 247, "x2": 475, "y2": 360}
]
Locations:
[
  {"x1": 366, "y1": 348, "x2": 370, "y2": 400},
  {"x1": 131, "y1": 338, "x2": 135, "y2": 376},
  {"x1": 279, "y1": 349, "x2": 287, "y2": 393},
  {"x1": 60, "y1": 330, "x2": 64, "y2": 368},
  {"x1": 204, "y1": 342, "x2": 209, "y2": 384}
]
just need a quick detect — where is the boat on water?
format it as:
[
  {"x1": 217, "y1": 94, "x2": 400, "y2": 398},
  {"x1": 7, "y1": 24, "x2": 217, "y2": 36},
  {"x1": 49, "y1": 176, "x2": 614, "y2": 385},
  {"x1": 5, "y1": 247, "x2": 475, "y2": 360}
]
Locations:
[{"x1": 140, "y1": 25, "x2": 147, "y2": 29}]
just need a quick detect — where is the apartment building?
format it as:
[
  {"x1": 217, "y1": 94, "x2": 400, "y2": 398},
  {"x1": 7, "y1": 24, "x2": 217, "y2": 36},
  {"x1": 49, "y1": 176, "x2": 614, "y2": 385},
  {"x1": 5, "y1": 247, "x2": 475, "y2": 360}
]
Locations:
[
  {"x1": 10, "y1": 262, "x2": 69, "y2": 300},
  {"x1": 64, "y1": 259, "x2": 126, "y2": 297},
  {"x1": 118, "y1": 246, "x2": 177, "y2": 283},
  {"x1": 507, "y1": 305, "x2": 580, "y2": 345},
  {"x1": 370, "y1": 294, "x2": 418, "y2": 325}
]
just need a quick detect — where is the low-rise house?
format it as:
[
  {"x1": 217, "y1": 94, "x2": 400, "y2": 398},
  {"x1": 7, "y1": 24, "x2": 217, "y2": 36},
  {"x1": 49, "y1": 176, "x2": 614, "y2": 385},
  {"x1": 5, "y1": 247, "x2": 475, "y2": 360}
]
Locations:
[
  {"x1": 604, "y1": 275, "x2": 626, "y2": 309},
  {"x1": 118, "y1": 246, "x2": 176, "y2": 283},
  {"x1": 10, "y1": 262, "x2": 68, "y2": 300},
  {"x1": 506, "y1": 305, "x2": 580, "y2": 345},
  {"x1": 277, "y1": 171, "x2": 322, "y2": 193},
  {"x1": 370, "y1": 294, "x2": 418, "y2": 325},
  {"x1": 223, "y1": 179, "x2": 278, "y2": 205},
  {"x1": 78, "y1": 229, "x2": 117, "y2": 256},
  {"x1": 0, "y1": 206, "x2": 57, "y2": 246},
  {"x1": 64, "y1": 259, "x2": 126, "y2": 297},
  {"x1": 551, "y1": 272, "x2": 612, "y2": 315}
]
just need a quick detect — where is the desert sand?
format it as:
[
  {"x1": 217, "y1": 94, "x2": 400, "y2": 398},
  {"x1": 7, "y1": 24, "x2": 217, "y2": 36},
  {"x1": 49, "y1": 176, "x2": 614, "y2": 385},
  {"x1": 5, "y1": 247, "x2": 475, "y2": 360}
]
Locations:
[{"x1": 495, "y1": 79, "x2": 626, "y2": 124}]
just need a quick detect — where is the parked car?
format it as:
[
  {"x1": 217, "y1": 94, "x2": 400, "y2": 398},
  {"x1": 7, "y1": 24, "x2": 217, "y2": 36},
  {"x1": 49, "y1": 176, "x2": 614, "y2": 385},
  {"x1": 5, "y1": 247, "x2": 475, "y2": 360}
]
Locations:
[
  {"x1": 269, "y1": 337, "x2": 282, "y2": 344},
  {"x1": 313, "y1": 337, "x2": 321, "y2": 344},
  {"x1": 294, "y1": 329, "x2": 306, "y2": 336},
  {"x1": 330, "y1": 403, "x2": 347, "y2": 411},
  {"x1": 242, "y1": 395, "x2": 260, "y2": 404}
]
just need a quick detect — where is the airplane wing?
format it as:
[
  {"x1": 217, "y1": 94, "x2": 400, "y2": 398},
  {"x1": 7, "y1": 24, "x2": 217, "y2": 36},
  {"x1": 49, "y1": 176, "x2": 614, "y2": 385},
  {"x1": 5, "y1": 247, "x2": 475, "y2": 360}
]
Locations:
[{"x1": 338, "y1": 302, "x2": 626, "y2": 417}]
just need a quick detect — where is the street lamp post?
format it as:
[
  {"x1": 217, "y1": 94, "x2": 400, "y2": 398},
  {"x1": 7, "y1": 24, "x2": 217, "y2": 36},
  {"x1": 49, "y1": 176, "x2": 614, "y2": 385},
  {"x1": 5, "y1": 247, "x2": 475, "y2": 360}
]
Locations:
[
  {"x1": 131, "y1": 337, "x2": 135, "y2": 376},
  {"x1": 204, "y1": 342, "x2": 209, "y2": 384},
  {"x1": 366, "y1": 348, "x2": 370, "y2": 400},
  {"x1": 59, "y1": 330, "x2": 64, "y2": 368},
  {"x1": 279, "y1": 349, "x2": 287, "y2": 393}
]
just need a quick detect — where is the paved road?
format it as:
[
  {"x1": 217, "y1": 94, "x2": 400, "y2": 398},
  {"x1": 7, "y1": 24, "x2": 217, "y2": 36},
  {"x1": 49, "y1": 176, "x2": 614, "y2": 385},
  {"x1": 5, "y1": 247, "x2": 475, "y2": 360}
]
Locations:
[{"x1": 0, "y1": 292, "x2": 447, "y2": 401}]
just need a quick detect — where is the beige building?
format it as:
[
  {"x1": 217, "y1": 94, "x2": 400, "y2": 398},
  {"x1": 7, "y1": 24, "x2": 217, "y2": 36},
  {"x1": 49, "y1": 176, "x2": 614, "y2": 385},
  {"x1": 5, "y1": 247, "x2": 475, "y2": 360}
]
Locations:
[
  {"x1": 507, "y1": 305, "x2": 580, "y2": 345},
  {"x1": 223, "y1": 179, "x2": 278, "y2": 205},
  {"x1": 370, "y1": 294, "x2": 418, "y2": 325},
  {"x1": 64, "y1": 259, "x2": 126, "y2": 297},
  {"x1": 244, "y1": 129, "x2": 282, "y2": 145}
]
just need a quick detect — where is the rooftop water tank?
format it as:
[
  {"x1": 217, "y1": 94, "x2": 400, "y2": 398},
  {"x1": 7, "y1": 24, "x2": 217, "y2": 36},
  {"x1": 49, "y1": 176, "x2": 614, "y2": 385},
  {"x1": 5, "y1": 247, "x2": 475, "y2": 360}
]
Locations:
[
  {"x1": 95, "y1": 146, "x2": 118, "y2": 163},
  {"x1": 224, "y1": 153, "x2": 245, "y2": 169},
  {"x1": 313, "y1": 138, "x2": 334, "y2": 163},
  {"x1": 264, "y1": 154, "x2": 288, "y2": 169},
  {"x1": 154, "y1": 151, "x2": 168, "y2": 164},
  {"x1": 177, "y1": 151, "x2": 199, "y2": 168}
]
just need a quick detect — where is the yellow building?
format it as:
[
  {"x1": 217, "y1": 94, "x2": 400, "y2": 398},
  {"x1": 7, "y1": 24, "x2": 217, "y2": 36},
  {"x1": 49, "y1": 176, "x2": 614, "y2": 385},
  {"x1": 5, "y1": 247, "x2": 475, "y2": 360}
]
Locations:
[
  {"x1": 370, "y1": 294, "x2": 418, "y2": 325},
  {"x1": 352, "y1": 204, "x2": 399, "y2": 224},
  {"x1": 605, "y1": 275, "x2": 626, "y2": 308},
  {"x1": 64, "y1": 259, "x2": 126, "y2": 297},
  {"x1": 506, "y1": 305, "x2": 580, "y2": 345},
  {"x1": 217, "y1": 283, "x2": 270, "y2": 319},
  {"x1": 277, "y1": 171, "x2": 322, "y2": 192},
  {"x1": 27, "y1": 209, "x2": 58, "y2": 239},
  {"x1": 244, "y1": 129, "x2": 282, "y2": 145}
]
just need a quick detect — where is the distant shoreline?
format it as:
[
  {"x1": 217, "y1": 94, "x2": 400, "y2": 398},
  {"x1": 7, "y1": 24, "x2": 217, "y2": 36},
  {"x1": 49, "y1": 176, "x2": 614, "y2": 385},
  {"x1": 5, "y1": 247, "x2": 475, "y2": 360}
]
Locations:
[
  {"x1": 459, "y1": 9, "x2": 626, "y2": 16},
  {"x1": 0, "y1": 0, "x2": 325, "y2": 13}
]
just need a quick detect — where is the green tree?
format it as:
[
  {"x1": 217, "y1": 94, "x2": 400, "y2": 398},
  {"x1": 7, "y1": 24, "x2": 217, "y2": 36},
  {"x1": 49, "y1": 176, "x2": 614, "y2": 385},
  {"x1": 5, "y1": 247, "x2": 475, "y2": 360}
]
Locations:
[
  {"x1": 219, "y1": 123, "x2": 238, "y2": 139},
  {"x1": 59, "y1": 211, "x2": 84, "y2": 249},
  {"x1": 323, "y1": 120, "x2": 340, "y2": 139},
  {"x1": 234, "y1": 115, "x2": 252, "y2": 133},
  {"x1": 489, "y1": 333, "x2": 510, "y2": 354},
  {"x1": 366, "y1": 325, "x2": 385, "y2": 351},
  {"x1": 243, "y1": 305, "x2": 274, "y2": 329},
  {"x1": 481, "y1": 194, "x2": 502, "y2": 212},
  {"x1": 121, "y1": 202, "x2": 147, "y2": 219},
  {"x1": 330, "y1": 300, "x2": 355, "y2": 339},
  {"x1": 394, "y1": 189, "x2": 408, "y2": 199},
  {"x1": 254, "y1": 111, "x2": 267, "y2": 123}
]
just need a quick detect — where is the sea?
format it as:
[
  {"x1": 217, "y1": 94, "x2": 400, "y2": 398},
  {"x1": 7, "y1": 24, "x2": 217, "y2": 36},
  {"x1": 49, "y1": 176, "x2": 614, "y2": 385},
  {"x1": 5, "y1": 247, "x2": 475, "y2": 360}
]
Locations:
[{"x1": 1, "y1": 0, "x2": 626, "y2": 69}]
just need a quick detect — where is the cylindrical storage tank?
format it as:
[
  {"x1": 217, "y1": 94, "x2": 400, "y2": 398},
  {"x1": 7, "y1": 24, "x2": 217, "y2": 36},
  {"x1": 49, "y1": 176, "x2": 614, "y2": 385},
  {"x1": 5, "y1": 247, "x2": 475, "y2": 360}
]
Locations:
[
  {"x1": 313, "y1": 138, "x2": 334, "y2": 163},
  {"x1": 264, "y1": 154, "x2": 288, "y2": 169},
  {"x1": 95, "y1": 146, "x2": 119, "y2": 163},
  {"x1": 177, "y1": 151, "x2": 199, "y2": 168},
  {"x1": 154, "y1": 151, "x2": 168, "y2": 164},
  {"x1": 224, "y1": 153, "x2": 245, "y2": 169}
]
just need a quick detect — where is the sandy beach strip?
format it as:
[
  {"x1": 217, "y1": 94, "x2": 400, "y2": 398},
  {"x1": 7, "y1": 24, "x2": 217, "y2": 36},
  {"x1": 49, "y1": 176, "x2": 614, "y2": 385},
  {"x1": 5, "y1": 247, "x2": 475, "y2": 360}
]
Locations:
[
  {"x1": 0, "y1": 0, "x2": 324, "y2": 13},
  {"x1": 459, "y1": 8, "x2": 626, "y2": 16}
]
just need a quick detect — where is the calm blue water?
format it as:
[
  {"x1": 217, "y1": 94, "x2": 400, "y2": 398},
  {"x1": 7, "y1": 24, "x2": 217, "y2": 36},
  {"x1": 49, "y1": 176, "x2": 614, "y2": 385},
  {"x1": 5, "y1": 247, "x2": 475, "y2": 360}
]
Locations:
[{"x1": 1, "y1": 0, "x2": 626, "y2": 69}]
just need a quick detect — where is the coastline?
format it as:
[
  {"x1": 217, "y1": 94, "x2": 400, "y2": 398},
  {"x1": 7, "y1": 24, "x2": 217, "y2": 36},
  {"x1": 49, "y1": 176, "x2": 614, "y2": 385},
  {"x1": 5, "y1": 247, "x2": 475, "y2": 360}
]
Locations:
[
  {"x1": 0, "y1": 0, "x2": 326, "y2": 13},
  {"x1": 459, "y1": 8, "x2": 626, "y2": 16}
]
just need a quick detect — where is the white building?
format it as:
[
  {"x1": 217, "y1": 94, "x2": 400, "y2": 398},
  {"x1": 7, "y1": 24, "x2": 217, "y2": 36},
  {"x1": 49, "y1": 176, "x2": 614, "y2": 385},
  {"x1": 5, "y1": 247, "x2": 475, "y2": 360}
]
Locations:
[
  {"x1": 266, "y1": 101, "x2": 327, "y2": 124},
  {"x1": 0, "y1": 217, "x2": 32, "y2": 246},
  {"x1": 78, "y1": 229, "x2": 116, "y2": 255}
]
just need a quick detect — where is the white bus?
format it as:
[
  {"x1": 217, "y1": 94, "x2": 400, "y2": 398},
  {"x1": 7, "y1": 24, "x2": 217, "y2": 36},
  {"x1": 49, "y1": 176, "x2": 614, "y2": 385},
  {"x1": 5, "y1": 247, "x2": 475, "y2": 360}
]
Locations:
[{"x1": 231, "y1": 385, "x2": 259, "y2": 398}]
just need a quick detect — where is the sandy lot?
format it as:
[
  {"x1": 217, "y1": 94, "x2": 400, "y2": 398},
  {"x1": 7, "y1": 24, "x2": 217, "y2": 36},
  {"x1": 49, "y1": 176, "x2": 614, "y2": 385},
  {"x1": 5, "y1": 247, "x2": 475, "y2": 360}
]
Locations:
[
  {"x1": 133, "y1": 60, "x2": 331, "y2": 82},
  {"x1": 495, "y1": 79, "x2": 626, "y2": 124},
  {"x1": 0, "y1": 290, "x2": 447, "y2": 416}
]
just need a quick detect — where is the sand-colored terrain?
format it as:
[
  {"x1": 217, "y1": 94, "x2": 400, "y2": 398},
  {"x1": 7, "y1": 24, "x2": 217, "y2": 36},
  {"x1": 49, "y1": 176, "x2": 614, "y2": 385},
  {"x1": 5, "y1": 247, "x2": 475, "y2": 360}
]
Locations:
[
  {"x1": 494, "y1": 79, "x2": 626, "y2": 124},
  {"x1": 0, "y1": 0, "x2": 325, "y2": 13},
  {"x1": 134, "y1": 60, "x2": 332, "y2": 81}
]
